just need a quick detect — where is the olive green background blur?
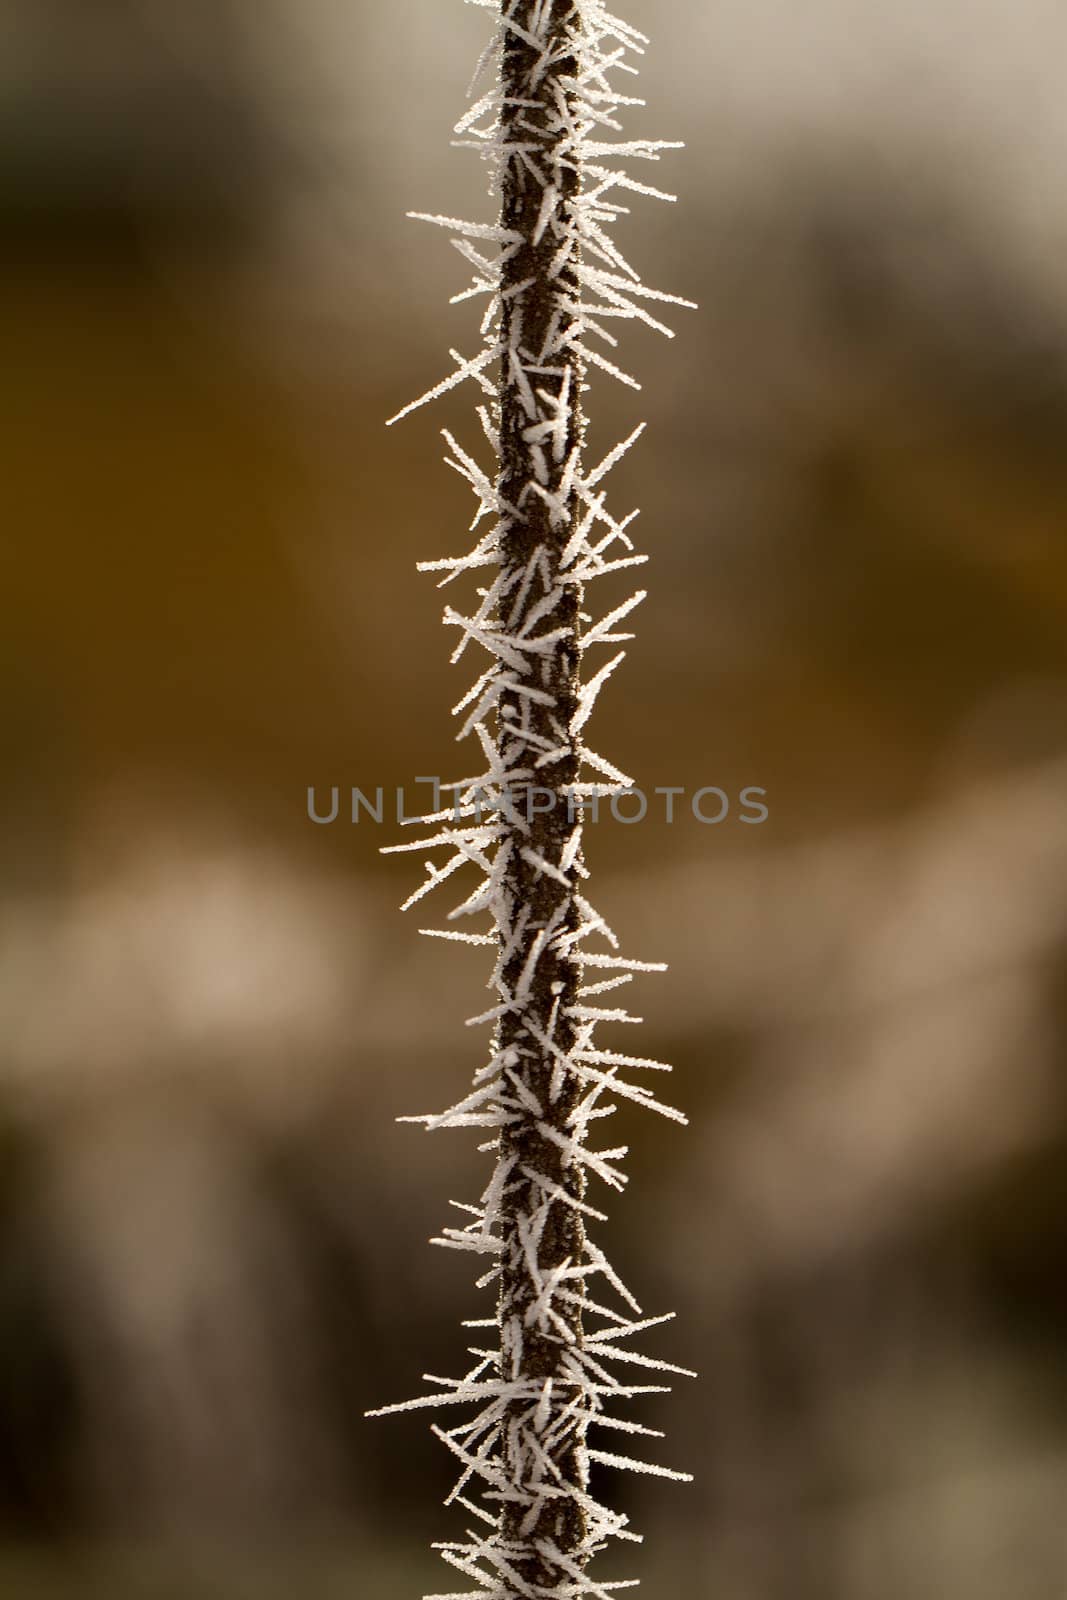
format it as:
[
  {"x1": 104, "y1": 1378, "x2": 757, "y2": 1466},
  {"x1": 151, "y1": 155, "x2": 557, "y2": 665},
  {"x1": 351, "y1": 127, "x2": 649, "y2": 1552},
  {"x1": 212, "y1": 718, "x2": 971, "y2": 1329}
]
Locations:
[{"x1": 3, "y1": 3, "x2": 1067, "y2": 1596}]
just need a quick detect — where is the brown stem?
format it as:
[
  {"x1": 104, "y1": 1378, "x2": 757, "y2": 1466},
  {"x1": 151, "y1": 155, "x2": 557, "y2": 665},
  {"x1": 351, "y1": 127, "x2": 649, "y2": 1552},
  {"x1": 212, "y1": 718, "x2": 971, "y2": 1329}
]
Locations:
[{"x1": 495, "y1": 5, "x2": 589, "y2": 1586}]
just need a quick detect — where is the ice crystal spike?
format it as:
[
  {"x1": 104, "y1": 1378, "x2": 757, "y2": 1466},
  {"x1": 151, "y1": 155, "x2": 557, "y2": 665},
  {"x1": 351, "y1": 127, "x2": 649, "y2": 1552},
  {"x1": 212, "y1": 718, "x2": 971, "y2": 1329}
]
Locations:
[{"x1": 370, "y1": 7, "x2": 695, "y2": 1596}]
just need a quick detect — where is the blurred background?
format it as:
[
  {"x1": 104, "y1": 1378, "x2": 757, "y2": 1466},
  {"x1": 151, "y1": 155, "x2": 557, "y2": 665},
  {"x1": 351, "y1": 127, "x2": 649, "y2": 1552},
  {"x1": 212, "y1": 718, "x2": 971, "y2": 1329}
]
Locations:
[{"x1": 3, "y1": 1, "x2": 1067, "y2": 1595}]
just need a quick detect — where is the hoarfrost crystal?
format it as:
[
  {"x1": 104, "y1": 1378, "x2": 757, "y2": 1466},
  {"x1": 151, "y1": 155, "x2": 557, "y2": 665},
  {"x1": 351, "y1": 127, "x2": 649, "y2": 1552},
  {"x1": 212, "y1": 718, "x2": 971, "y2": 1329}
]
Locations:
[{"x1": 370, "y1": 5, "x2": 695, "y2": 1596}]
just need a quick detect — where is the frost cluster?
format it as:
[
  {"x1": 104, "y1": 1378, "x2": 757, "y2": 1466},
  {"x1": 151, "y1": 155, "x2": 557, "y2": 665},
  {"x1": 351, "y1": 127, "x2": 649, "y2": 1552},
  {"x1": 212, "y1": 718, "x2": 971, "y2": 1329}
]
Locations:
[{"x1": 370, "y1": 6, "x2": 694, "y2": 1596}]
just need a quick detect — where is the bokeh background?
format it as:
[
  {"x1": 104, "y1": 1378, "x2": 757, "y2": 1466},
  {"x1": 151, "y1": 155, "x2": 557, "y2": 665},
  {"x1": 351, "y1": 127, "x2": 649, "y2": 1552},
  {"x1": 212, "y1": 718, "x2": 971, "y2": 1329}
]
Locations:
[{"x1": 4, "y1": 2, "x2": 1067, "y2": 1595}]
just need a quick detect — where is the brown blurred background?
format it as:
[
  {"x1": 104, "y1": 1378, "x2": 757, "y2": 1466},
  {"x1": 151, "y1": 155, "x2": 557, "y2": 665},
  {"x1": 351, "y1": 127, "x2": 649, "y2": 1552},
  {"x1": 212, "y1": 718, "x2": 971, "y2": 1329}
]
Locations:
[{"x1": 3, "y1": 2, "x2": 1067, "y2": 1595}]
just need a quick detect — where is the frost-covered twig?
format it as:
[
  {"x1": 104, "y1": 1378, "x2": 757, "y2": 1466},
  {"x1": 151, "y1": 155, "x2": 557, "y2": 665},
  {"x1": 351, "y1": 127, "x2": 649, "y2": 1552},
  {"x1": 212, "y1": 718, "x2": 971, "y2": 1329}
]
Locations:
[{"x1": 371, "y1": 6, "x2": 694, "y2": 1595}]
